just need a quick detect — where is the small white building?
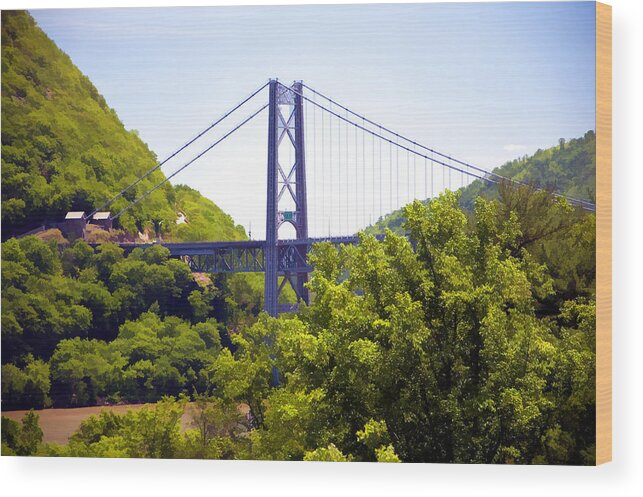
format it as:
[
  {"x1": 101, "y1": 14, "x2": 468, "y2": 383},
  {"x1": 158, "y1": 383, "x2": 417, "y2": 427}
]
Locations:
[
  {"x1": 62, "y1": 211, "x2": 87, "y2": 240},
  {"x1": 91, "y1": 211, "x2": 112, "y2": 230}
]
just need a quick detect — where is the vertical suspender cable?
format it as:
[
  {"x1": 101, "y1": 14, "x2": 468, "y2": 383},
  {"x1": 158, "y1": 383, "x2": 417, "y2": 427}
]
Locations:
[
  {"x1": 329, "y1": 101, "x2": 333, "y2": 235},
  {"x1": 338, "y1": 106, "x2": 341, "y2": 235},
  {"x1": 362, "y1": 117, "x2": 366, "y2": 228},
  {"x1": 305, "y1": 97, "x2": 309, "y2": 235},
  {"x1": 379, "y1": 126, "x2": 382, "y2": 221},
  {"x1": 407, "y1": 149, "x2": 410, "y2": 204},
  {"x1": 432, "y1": 151, "x2": 435, "y2": 198},
  {"x1": 443, "y1": 156, "x2": 446, "y2": 193},
  {"x1": 461, "y1": 161, "x2": 464, "y2": 189},
  {"x1": 424, "y1": 154, "x2": 427, "y2": 200},
  {"x1": 346, "y1": 108, "x2": 349, "y2": 233},
  {"x1": 413, "y1": 146, "x2": 417, "y2": 201},
  {"x1": 312, "y1": 93, "x2": 316, "y2": 236},
  {"x1": 372, "y1": 129, "x2": 375, "y2": 221},
  {"x1": 337, "y1": 110, "x2": 348, "y2": 235},
  {"x1": 389, "y1": 140, "x2": 393, "y2": 213},
  {"x1": 321, "y1": 103, "x2": 325, "y2": 231},
  {"x1": 306, "y1": 100, "x2": 310, "y2": 233},
  {"x1": 396, "y1": 139, "x2": 399, "y2": 208},
  {"x1": 449, "y1": 159, "x2": 452, "y2": 190},
  {"x1": 355, "y1": 115, "x2": 359, "y2": 228},
  {"x1": 339, "y1": 111, "x2": 342, "y2": 234}
]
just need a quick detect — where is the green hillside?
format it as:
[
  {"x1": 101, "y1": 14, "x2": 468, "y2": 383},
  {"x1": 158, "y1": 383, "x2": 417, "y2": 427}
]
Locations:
[
  {"x1": 1, "y1": 11, "x2": 245, "y2": 241},
  {"x1": 367, "y1": 130, "x2": 596, "y2": 235}
]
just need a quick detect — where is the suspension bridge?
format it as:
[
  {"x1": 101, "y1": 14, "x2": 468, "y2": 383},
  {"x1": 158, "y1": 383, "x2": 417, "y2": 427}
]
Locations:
[{"x1": 80, "y1": 79, "x2": 595, "y2": 317}]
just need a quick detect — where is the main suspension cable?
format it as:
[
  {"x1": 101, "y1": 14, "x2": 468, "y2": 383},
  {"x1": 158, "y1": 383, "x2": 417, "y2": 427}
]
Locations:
[
  {"x1": 300, "y1": 83, "x2": 595, "y2": 211},
  {"x1": 90, "y1": 81, "x2": 269, "y2": 218},
  {"x1": 283, "y1": 83, "x2": 595, "y2": 211},
  {"x1": 302, "y1": 83, "x2": 504, "y2": 182},
  {"x1": 112, "y1": 103, "x2": 269, "y2": 219}
]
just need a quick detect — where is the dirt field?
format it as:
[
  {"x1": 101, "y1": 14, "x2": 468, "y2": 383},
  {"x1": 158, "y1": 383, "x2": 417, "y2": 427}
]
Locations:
[
  {"x1": 2, "y1": 402, "x2": 249, "y2": 445},
  {"x1": 4, "y1": 404, "x2": 150, "y2": 444}
]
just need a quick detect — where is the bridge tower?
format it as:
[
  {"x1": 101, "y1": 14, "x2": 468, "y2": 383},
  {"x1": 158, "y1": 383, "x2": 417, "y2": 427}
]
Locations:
[{"x1": 264, "y1": 79, "x2": 309, "y2": 317}]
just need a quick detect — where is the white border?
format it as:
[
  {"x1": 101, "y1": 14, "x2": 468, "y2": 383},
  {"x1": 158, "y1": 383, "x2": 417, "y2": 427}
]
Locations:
[{"x1": 1, "y1": 1, "x2": 642, "y2": 496}]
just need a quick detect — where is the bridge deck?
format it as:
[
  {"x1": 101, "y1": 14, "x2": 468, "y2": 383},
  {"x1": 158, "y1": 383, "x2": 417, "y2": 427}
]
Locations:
[{"x1": 106, "y1": 235, "x2": 383, "y2": 274}]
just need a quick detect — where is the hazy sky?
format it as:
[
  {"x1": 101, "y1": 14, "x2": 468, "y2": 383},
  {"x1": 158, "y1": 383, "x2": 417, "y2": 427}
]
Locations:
[{"x1": 30, "y1": 2, "x2": 596, "y2": 238}]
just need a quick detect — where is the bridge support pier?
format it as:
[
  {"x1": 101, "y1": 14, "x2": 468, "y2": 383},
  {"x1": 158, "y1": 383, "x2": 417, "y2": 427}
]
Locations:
[
  {"x1": 264, "y1": 80, "x2": 279, "y2": 317},
  {"x1": 264, "y1": 79, "x2": 309, "y2": 317}
]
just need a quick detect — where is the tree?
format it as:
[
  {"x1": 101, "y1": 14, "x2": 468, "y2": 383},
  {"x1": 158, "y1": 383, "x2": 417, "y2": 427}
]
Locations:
[
  {"x1": 209, "y1": 315, "x2": 279, "y2": 428},
  {"x1": 94, "y1": 243, "x2": 124, "y2": 282},
  {"x1": 304, "y1": 444, "x2": 351, "y2": 462},
  {"x1": 189, "y1": 290, "x2": 212, "y2": 323},
  {"x1": 1, "y1": 357, "x2": 51, "y2": 409},
  {"x1": 212, "y1": 190, "x2": 596, "y2": 464},
  {"x1": 183, "y1": 395, "x2": 246, "y2": 459},
  {"x1": 49, "y1": 338, "x2": 126, "y2": 406},
  {"x1": 1, "y1": 364, "x2": 27, "y2": 410},
  {"x1": 248, "y1": 387, "x2": 327, "y2": 460},
  {"x1": 15, "y1": 410, "x2": 43, "y2": 456},
  {"x1": 59, "y1": 398, "x2": 186, "y2": 458},
  {"x1": 22, "y1": 357, "x2": 51, "y2": 408},
  {"x1": 1, "y1": 417, "x2": 20, "y2": 455},
  {"x1": 61, "y1": 240, "x2": 95, "y2": 277},
  {"x1": 119, "y1": 397, "x2": 186, "y2": 458},
  {"x1": 375, "y1": 444, "x2": 401, "y2": 463}
]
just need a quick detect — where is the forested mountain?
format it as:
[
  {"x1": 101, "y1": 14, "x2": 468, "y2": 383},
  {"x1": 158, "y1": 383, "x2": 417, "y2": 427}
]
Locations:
[
  {"x1": 367, "y1": 130, "x2": 596, "y2": 235},
  {"x1": 1, "y1": 11, "x2": 244, "y2": 241}
]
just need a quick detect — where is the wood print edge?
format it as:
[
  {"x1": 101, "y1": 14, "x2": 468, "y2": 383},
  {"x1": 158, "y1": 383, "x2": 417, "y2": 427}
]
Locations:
[{"x1": 595, "y1": 0, "x2": 612, "y2": 465}]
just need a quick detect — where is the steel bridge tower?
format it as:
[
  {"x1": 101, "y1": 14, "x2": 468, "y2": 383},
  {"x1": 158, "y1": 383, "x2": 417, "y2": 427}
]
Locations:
[{"x1": 264, "y1": 80, "x2": 309, "y2": 317}]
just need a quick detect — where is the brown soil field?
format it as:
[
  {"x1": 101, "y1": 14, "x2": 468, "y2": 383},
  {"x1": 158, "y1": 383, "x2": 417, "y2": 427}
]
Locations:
[{"x1": 2, "y1": 404, "x2": 189, "y2": 445}]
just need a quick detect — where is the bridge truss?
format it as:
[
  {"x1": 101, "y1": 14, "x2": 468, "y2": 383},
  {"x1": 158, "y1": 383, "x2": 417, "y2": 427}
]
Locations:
[{"x1": 89, "y1": 78, "x2": 596, "y2": 316}]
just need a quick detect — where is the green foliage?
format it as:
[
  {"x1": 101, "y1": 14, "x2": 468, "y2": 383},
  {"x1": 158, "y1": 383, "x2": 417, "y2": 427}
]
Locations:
[
  {"x1": 199, "y1": 190, "x2": 596, "y2": 464},
  {"x1": 219, "y1": 273, "x2": 297, "y2": 328},
  {"x1": 1, "y1": 416, "x2": 20, "y2": 453},
  {"x1": 248, "y1": 387, "x2": 327, "y2": 460},
  {"x1": 47, "y1": 397, "x2": 186, "y2": 458},
  {"x1": 357, "y1": 419, "x2": 391, "y2": 452},
  {"x1": 1, "y1": 12, "x2": 245, "y2": 242},
  {"x1": 2, "y1": 189, "x2": 595, "y2": 465},
  {"x1": 1, "y1": 237, "x2": 206, "y2": 364},
  {"x1": 118, "y1": 397, "x2": 186, "y2": 458},
  {"x1": 46, "y1": 313, "x2": 222, "y2": 406},
  {"x1": 209, "y1": 315, "x2": 277, "y2": 428},
  {"x1": 172, "y1": 185, "x2": 246, "y2": 242},
  {"x1": 493, "y1": 183, "x2": 596, "y2": 313},
  {"x1": 1, "y1": 411, "x2": 43, "y2": 456},
  {"x1": 375, "y1": 444, "x2": 401, "y2": 463},
  {"x1": 1, "y1": 356, "x2": 51, "y2": 409},
  {"x1": 182, "y1": 395, "x2": 247, "y2": 459},
  {"x1": 49, "y1": 337, "x2": 126, "y2": 407},
  {"x1": 40, "y1": 396, "x2": 249, "y2": 459},
  {"x1": 11, "y1": 196, "x2": 595, "y2": 464},
  {"x1": 304, "y1": 443, "x2": 351, "y2": 462},
  {"x1": 2, "y1": 237, "x2": 230, "y2": 408},
  {"x1": 226, "y1": 273, "x2": 265, "y2": 320},
  {"x1": 189, "y1": 290, "x2": 213, "y2": 323}
]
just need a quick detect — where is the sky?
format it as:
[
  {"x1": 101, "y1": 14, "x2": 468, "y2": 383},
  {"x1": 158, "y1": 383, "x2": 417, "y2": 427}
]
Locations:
[{"x1": 29, "y1": 2, "x2": 596, "y2": 239}]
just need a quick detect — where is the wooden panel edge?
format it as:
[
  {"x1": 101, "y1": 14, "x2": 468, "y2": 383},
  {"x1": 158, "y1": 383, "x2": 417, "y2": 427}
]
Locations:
[{"x1": 595, "y1": 1, "x2": 612, "y2": 465}]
